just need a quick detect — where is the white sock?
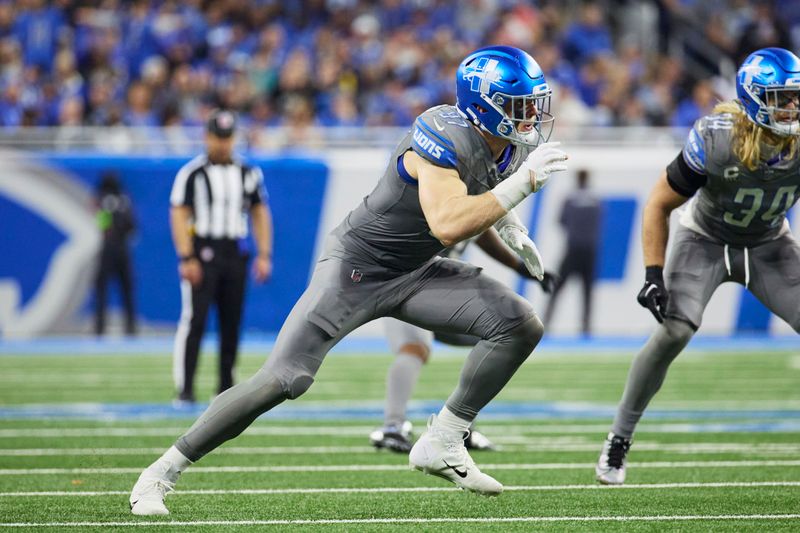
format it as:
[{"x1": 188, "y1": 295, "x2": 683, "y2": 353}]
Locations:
[
  {"x1": 435, "y1": 406, "x2": 471, "y2": 438},
  {"x1": 160, "y1": 446, "x2": 193, "y2": 473},
  {"x1": 384, "y1": 352, "x2": 424, "y2": 428}
]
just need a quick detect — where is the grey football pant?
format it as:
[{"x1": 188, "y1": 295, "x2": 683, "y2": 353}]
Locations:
[
  {"x1": 612, "y1": 226, "x2": 800, "y2": 438},
  {"x1": 176, "y1": 251, "x2": 542, "y2": 461}
]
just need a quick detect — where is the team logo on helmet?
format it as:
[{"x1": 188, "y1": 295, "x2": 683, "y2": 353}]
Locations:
[{"x1": 462, "y1": 58, "x2": 503, "y2": 95}]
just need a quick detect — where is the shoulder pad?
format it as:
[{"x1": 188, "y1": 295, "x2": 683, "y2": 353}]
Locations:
[
  {"x1": 682, "y1": 119, "x2": 707, "y2": 174},
  {"x1": 410, "y1": 107, "x2": 465, "y2": 168}
]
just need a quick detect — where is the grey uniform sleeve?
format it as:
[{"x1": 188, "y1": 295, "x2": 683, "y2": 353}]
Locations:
[
  {"x1": 410, "y1": 115, "x2": 458, "y2": 169},
  {"x1": 666, "y1": 119, "x2": 708, "y2": 198}
]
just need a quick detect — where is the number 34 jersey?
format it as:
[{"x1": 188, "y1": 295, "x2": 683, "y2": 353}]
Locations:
[{"x1": 674, "y1": 112, "x2": 800, "y2": 246}]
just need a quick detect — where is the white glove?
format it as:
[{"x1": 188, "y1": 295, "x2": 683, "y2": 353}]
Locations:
[
  {"x1": 528, "y1": 141, "x2": 569, "y2": 193},
  {"x1": 491, "y1": 141, "x2": 568, "y2": 211},
  {"x1": 497, "y1": 223, "x2": 544, "y2": 281}
]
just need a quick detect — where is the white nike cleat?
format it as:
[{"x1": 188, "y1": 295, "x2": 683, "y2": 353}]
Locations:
[
  {"x1": 595, "y1": 432, "x2": 632, "y2": 485},
  {"x1": 129, "y1": 460, "x2": 180, "y2": 516},
  {"x1": 409, "y1": 415, "x2": 503, "y2": 496}
]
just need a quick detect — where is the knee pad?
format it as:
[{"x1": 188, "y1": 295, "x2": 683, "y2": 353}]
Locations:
[
  {"x1": 253, "y1": 366, "x2": 315, "y2": 402},
  {"x1": 510, "y1": 315, "x2": 544, "y2": 349},
  {"x1": 661, "y1": 318, "x2": 695, "y2": 347},
  {"x1": 286, "y1": 373, "x2": 314, "y2": 400},
  {"x1": 493, "y1": 315, "x2": 544, "y2": 365}
]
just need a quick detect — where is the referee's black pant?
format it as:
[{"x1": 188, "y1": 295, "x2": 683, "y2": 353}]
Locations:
[
  {"x1": 173, "y1": 238, "x2": 248, "y2": 399},
  {"x1": 543, "y1": 246, "x2": 597, "y2": 335},
  {"x1": 95, "y1": 243, "x2": 136, "y2": 336}
]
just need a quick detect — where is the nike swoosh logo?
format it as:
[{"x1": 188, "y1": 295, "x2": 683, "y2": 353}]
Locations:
[
  {"x1": 432, "y1": 117, "x2": 446, "y2": 131},
  {"x1": 443, "y1": 460, "x2": 468, "y2": 478}
]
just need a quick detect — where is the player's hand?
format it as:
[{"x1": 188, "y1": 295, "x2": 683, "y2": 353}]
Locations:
[
  {"x1": 538, "y1": 271, "x2": 560, "y2": 293},
  {"x1": 179, "y1": 258, "x2": 202, "y2": 287},
  {"x1": 523, "y1": 141, "x2": 568, "y2": 192},
  {"x1": 516, "y1": 264, "x2": 559, "y2": 292},
  {"x1": 498, "y1": 225, "x2": 544, "y2": 281},
  {"x1": 253, "y1": 255, "x2": 272, "y2": 283},
  {"x1": 637, "y1": 266, "x2": 669, "y2": 323}
]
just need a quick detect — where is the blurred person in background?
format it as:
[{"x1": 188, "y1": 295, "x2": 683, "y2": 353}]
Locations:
[
  {"x1": 543, "y1": 169, "x2": 602, "y2": 336},
  {"x1": 94, "y1": 171, "x2": 137, "y2": 336},
  {"x1": 734, "y1": 0, "x2": 791, "y2": 64},
  {"x1": 169, "y1": 109, "x2": 273, "y2": 405},
  {"x1": 671, "y1": 79, "x2": 718, "y2": 127}
]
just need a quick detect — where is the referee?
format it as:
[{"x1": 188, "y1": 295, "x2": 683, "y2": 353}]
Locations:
[{"x1": 169, "y1": 109, "x2": 273, "y2": 404}]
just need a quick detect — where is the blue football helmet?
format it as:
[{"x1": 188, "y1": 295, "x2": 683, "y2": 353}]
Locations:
[
  {"x1": 737, "y1": 47, "x2": 800, "y2": 136},
  {"x1": 456, "y1": 45, "x2": 553, "y2": 146}
]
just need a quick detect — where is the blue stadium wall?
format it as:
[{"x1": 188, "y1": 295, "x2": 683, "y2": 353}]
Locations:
[
  {"x1": 0, "y1": 152, "x2": 327, "y2": 334},
  {"x1": 1, "y1": 146, "x2": 796, "y2": 338}
]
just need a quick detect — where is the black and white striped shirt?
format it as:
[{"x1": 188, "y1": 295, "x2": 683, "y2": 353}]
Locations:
[{"x1": 169, "y1": 155, "x2": 267, "y2": 239}]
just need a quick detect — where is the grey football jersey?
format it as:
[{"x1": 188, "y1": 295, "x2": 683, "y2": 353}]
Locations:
[
  {"x1": 678, "y1": 113, "x2": 800, "y2": 246},
  {"x1": 332, "y1": 104, "x2": 531, "y2": 272}
]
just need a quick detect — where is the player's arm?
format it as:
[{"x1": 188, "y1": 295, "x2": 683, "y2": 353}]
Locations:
[
  {"x1": 474, "y1": 228, "x2": 521, "y2": 270},
  {"x1": 638, "y1": 125, "x2": 705, "y2": 322},
  {"x1": 644, "y1": 122, "x2": 707, "y2": 268},
  {"x1": 475, "y1": 228, "x2": 558, "y2": 290},
  {"x1": 411, "y1": 151, "x2": 507, "y2": 246},
  {"x1": 641, "y1": 171, "x2": 689, "y2": 267}
]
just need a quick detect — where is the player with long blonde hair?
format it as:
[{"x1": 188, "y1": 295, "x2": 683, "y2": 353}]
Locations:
[{"x1": 596, "y1": 47, "x2": 800, "y2": 485}]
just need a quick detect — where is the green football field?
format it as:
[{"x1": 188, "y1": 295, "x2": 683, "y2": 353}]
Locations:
[{"x1": 1, "y1": 346, "x2": 800, "y2": 531}]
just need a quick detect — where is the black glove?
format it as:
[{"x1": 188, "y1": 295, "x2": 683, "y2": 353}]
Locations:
[
  {"x1": 637, "y1": 265, "x2": 669, "y2": 323},
  {"x1": 516, "y1": 263, "x2": 559, "y2": 293}
]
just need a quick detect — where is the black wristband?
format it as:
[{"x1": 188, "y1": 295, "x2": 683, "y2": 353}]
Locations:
[
  {"x1": 645, "y1": 265, "x2": 664, "y2": 283},
  {"x1": 178, "y1": 254, "x2": 195, "y2": 263}
]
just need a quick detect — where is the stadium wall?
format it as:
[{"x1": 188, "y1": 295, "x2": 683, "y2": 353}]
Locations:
[{"x1": 1, "y1": 146, "x2": 797, "y2": 339}]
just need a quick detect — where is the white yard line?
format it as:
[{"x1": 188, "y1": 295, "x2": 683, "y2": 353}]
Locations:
[
  {"x1": 2, "y1": 442, "x2": 800, "y2": 456},
  {"x1": 3, "y1": 459, "x2": 800, "y2": 475},
  {"x1": 3, "y1": 481, "x2": 800, "y2": 497},
  {"x1": 0, "y1": 446, "x2": 374, "y2": 456},
  {"x1": 0, "y1": 426, "x2": 377, "y2": 438},
  {"x1": 2, "y1": 514, "x2": 800, "y2": 527},
  {"x1": 2, "y1": 421, "x2": 800, "y2": 439}
]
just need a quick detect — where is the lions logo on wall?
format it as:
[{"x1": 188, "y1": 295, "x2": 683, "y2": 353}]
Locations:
[{"x1": 0, "y1": 152, "x2": 100, "y2": 338}]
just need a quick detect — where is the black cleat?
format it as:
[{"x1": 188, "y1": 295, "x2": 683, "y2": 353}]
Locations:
[
  {"x1": 370, "y1": 421, "x2": 414, "y2": 453},
  {"x1": 596, "y1": 432, "x2": 632, "y2": 485}
]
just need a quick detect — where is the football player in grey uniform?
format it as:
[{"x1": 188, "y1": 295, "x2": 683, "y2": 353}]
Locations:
[
  {"x1": 130, "y1": 45, "x2": 568, "y2": 514},
  {"x1": 373, "y1": 231, "x2": 558, "y2": 453},
  {"x1": 596, "y1": 47, "x2": 800, "y2": 485}
]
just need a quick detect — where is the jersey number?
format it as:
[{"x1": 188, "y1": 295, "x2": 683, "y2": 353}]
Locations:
[{"x1": 723, "y1": 186, "x2": 798, "y2": 228}]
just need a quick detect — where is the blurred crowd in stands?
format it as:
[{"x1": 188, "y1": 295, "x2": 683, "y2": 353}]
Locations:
[{"x1": 1, "y1": 0, "x2": 799, "y2": 148}]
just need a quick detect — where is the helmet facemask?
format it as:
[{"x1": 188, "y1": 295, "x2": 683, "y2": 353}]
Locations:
[
  {"x1": 484, "y1": 87, "x2": 554, "y2": 146},
  {"x1": 760, "y1": 85, "x2": 800, "y2": 136}
]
